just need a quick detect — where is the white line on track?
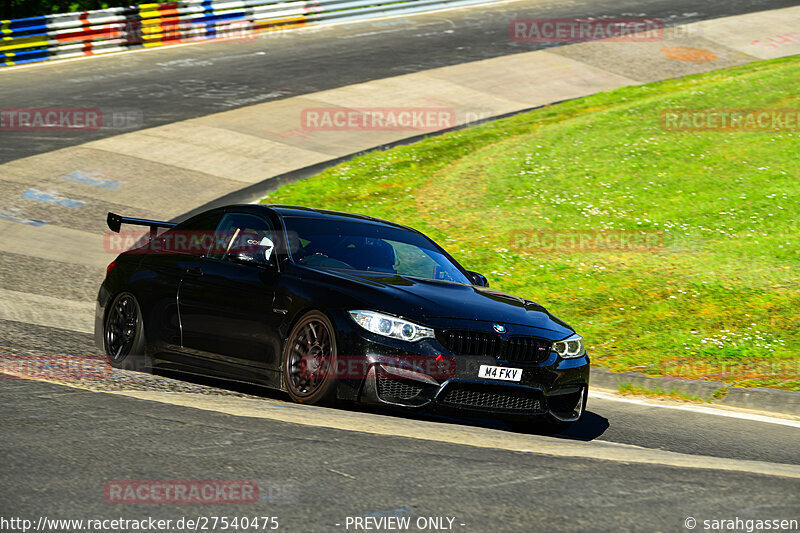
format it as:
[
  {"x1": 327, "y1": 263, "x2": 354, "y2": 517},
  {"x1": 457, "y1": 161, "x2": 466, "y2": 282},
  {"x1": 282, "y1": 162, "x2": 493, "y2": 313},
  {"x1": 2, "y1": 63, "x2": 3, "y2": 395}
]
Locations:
[{"x1": 589, "y1": 390, "x2": 800, "y2": 429}]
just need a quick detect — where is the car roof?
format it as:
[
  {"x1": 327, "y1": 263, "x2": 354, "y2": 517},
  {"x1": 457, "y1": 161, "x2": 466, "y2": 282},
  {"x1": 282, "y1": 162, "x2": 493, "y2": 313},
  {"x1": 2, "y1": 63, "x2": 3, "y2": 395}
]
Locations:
[{"x1": 227, "y1": 204, "x2": 419, "y2": 233}]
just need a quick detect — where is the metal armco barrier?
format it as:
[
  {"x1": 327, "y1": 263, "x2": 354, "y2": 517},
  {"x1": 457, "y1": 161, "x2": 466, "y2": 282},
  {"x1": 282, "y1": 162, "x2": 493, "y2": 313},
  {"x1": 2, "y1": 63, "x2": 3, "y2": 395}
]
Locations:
[{"x1": 1, "y1": 0, "x2": 492, "y2": 67}]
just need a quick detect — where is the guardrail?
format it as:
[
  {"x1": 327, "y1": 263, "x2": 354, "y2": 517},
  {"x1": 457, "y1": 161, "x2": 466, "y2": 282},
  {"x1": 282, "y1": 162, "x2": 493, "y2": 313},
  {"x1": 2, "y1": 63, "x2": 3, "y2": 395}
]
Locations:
[{"x1": 1, "y1": 0, "x2": 491, "y2": 68}]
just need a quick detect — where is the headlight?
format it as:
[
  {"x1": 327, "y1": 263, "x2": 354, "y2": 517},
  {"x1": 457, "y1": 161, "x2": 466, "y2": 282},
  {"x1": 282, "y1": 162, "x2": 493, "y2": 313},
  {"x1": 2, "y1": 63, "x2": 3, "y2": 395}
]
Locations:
[
  {"x1": 348, "y1": 310, "x2": 434, "y2": 342},
  {"x1": 553, "y1": 334, "x2": 585, "y2": 358}
]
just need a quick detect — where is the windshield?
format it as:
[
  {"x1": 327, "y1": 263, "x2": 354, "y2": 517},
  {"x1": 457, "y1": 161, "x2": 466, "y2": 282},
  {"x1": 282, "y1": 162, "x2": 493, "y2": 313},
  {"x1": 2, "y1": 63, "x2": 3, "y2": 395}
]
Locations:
[{"x1": 283, "y1": 216, "x2": 471, "y2": 284}]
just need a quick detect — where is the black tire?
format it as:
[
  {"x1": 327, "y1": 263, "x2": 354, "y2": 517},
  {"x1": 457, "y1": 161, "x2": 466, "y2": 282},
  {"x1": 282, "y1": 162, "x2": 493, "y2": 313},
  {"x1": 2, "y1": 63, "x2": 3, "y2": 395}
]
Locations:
[
  {"x1": 282, "y1": 311, "x2": 338, "y2": 405},
  {"x1": 103, "y1": 292, "x2": 150, "y2": 372}
]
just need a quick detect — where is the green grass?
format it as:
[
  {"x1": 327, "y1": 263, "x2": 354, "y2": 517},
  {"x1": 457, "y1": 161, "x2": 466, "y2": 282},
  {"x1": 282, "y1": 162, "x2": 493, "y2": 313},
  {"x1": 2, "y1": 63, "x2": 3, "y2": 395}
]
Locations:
[{"x1": 262, "y1": 56, "x2": 800, "y2": 390}]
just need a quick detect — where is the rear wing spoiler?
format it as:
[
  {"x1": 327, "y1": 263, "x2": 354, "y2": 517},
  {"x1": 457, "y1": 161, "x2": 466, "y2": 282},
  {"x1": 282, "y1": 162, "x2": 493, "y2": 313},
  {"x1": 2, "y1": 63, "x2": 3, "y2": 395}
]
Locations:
[{"x1": 107, "y1": 212, "x2": 177, "y2": 234}]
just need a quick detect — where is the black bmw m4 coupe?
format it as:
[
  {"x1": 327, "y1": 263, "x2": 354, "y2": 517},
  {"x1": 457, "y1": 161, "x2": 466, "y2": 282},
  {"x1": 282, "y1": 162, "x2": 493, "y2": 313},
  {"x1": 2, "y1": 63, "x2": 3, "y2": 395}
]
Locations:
[{"x1": 96, "y1": 204, "x2": 589, "y2": 431}]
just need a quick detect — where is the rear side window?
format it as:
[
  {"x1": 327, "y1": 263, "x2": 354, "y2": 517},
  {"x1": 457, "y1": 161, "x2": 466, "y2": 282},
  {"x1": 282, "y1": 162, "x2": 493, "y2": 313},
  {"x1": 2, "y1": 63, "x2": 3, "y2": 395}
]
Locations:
[
  {"x1": 154, "y1": 212, "x2": 222, "y2": 256},
  {"x1": 208, "y1": 212, "x2": 276, "y2": 262}
]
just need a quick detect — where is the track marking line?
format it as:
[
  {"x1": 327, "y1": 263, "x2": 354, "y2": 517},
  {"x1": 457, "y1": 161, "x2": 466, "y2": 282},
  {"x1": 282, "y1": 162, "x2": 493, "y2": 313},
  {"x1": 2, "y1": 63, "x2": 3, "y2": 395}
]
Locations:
[
  {"x1": 589, "y1": 390, "x2": 800, "y2": 428},
  {"x1": 327, "y1": 468, "x2": 356, "y2": 479}
]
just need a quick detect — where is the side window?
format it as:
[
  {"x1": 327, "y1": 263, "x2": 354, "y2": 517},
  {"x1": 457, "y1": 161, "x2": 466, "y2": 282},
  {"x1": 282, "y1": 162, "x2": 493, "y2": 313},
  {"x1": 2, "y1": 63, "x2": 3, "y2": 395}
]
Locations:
[
  {"x1": 209, "y1": 212, "x2": 275, "y2": 262},
  {"x1": 158, "y1": 212, "x2": 221, "y2": 256}
]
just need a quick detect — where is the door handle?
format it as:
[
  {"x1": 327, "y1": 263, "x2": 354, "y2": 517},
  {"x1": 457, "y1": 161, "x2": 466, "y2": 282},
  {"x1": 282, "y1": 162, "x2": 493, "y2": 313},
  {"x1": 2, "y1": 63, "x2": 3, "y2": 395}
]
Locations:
[{"x1": 184, "y1": 266, "x2": 203, "y2": 277}]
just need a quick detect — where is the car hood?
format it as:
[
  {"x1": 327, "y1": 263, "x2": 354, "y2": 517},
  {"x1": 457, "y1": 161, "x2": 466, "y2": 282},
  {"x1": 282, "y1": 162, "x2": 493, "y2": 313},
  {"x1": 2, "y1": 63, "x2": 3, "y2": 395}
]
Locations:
[{"x1": 296, "y1": 266, "x2": 573, "y2": 336}]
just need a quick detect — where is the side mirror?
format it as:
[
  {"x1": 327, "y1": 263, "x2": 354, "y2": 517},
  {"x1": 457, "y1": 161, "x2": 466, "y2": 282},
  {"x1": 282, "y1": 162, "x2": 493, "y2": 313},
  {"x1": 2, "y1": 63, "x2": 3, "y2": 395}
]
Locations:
[
  {"x1": 230, "y1": 237, "x2": 276, "y2": 268},
  {"x1": 467, "y1": 271, "x2": 489, "y2": 287}
]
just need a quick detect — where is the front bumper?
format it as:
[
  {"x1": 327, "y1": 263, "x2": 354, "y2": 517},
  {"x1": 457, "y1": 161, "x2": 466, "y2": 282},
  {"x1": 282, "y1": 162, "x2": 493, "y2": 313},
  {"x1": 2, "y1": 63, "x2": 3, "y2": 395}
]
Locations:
[
  {"x1": 336, "y1": 320, "x2": 589, "y2": 422},
  {"x1": 360, "y1": 361, "x2": 588, "y2": 422}
]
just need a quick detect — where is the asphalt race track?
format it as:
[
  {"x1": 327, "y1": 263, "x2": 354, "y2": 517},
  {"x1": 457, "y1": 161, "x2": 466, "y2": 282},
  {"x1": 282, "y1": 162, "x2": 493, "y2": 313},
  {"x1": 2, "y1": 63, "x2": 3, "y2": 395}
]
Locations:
[
  {"x1": 2, "y1": 379, "x2": 800, "y2": 531},
  {"x1": 2, "y1": 319, "x2": 800, "y2": 529},
  {"x1": 1, "y1": 0, "x2": 798, "y2": 163},
  {"x1": 2, "y1": 0, "x2": 800, "y2": 530}
]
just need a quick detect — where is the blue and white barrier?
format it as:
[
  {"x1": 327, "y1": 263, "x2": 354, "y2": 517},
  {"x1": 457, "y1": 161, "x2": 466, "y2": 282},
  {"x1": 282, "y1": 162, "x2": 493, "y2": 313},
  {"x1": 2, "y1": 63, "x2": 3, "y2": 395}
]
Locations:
[{"x1": 1, "y1": 0, "x2": 492, "y2": 67}]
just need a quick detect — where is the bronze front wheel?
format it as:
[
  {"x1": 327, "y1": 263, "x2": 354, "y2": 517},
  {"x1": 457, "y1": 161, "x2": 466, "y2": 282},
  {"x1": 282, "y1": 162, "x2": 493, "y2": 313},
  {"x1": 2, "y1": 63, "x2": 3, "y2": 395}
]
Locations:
[{"x1": 283, "y1": 311, "x2": 338, "y2": 405}]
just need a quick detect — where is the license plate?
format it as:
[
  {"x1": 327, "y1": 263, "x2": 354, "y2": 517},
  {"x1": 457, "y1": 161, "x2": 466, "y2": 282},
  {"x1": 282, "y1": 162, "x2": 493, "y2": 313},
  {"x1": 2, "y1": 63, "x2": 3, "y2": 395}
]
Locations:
[{"x1": 478, "y1": 364, "x2": 522, "y2": 382}]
